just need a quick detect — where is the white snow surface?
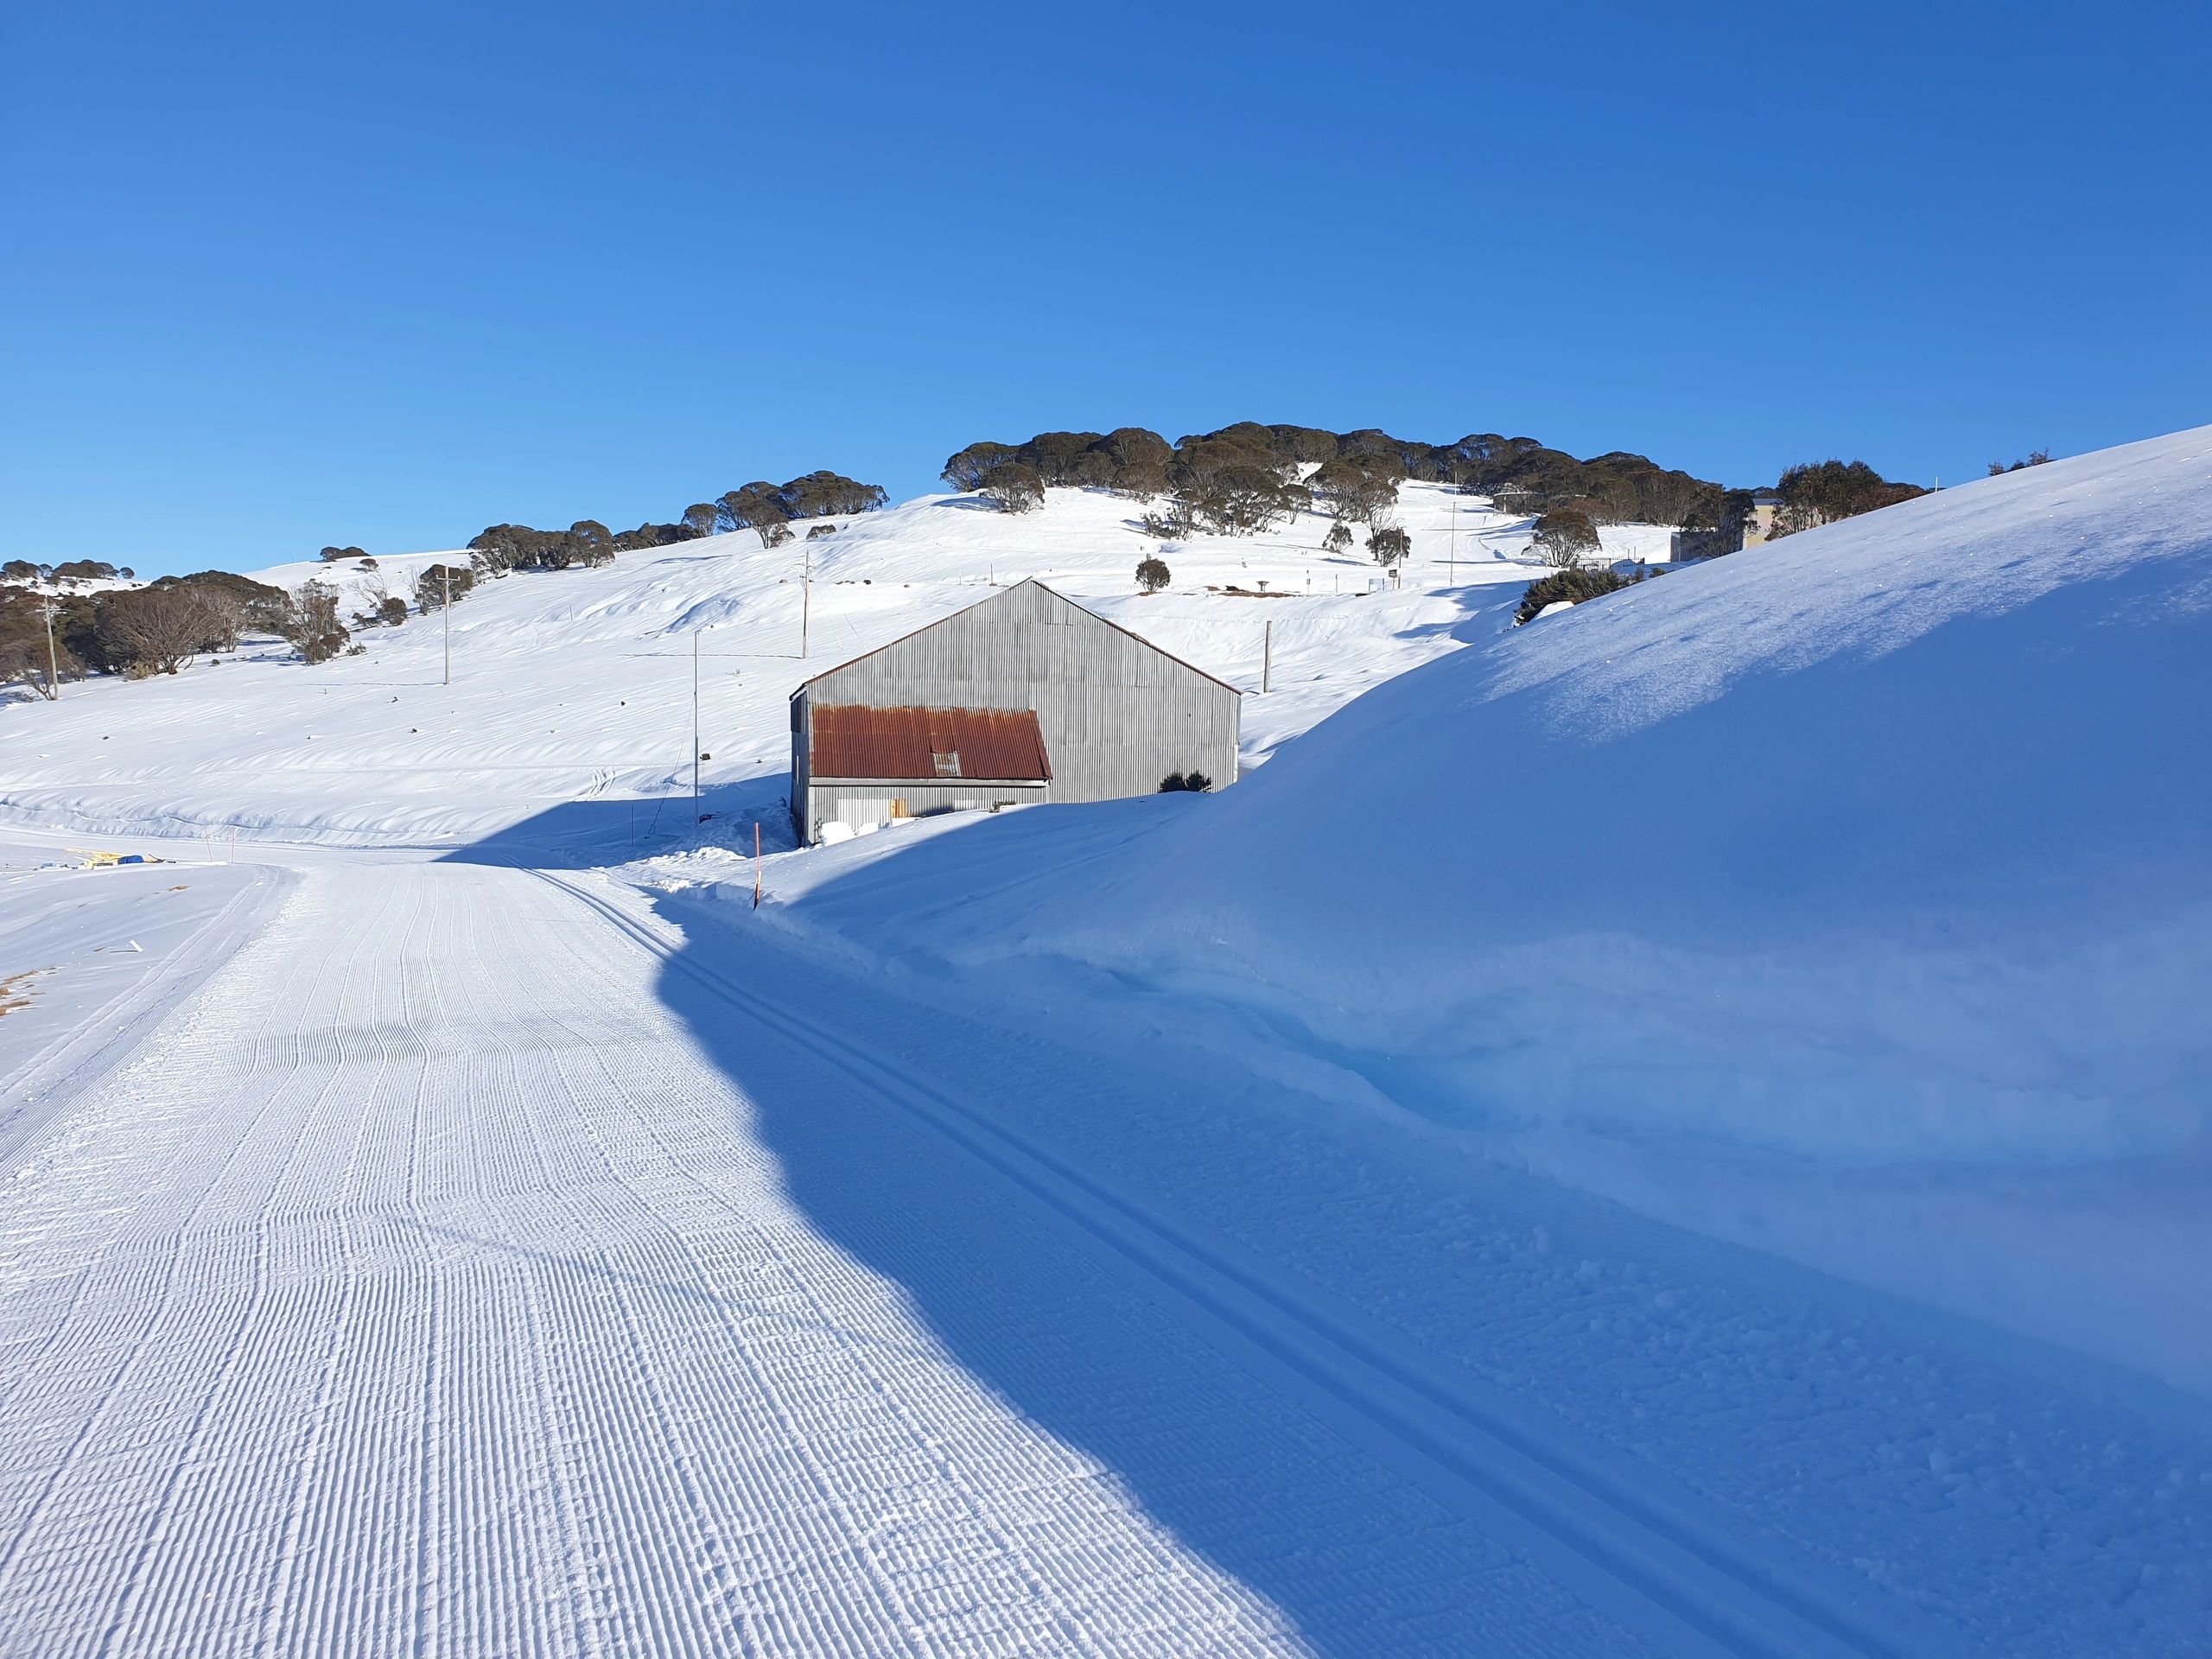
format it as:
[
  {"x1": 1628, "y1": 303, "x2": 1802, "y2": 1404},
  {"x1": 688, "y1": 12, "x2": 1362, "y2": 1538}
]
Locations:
[
  {"x1": 1, "y1": 842, "x2": 2207, "y2": 1656},
  {"x1": 1, "y1": 485, "x2": 1565, "y2": 847},
  {"x1": 725, "y1": 428, "x2": 2212, "y2": 1395},
  {"x1": 3, "y1": 440, "x2": 2209, "y2": 1655}
]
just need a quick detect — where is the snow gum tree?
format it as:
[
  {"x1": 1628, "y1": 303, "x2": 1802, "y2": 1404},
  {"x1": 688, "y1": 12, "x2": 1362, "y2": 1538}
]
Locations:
[
  {"x1": 1531, "y1": 509, "x2": 1601, "y2": 568},
  {"x1": 1368, "y1": 525, "x2": 1412, "y2": 568},
  {"x1": 93, "y1": 585, "x2": 229, "y2": 677},
  {"x1": 285, "y1": 581, "x2": 351, "y2": 664},
  {"x1": 1770, "y1": 461, "x2": 1925, "y2": 537},
  {"x1": 980, "y1": 461, "x2": 1046, "y2": 514}
]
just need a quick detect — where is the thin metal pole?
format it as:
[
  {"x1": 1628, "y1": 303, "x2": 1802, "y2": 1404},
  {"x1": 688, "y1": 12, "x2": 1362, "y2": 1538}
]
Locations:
[
  {"x1": 753, "y1": 822, "x2": 762, "y2": 909},
  {"x1": 801, "y1": 546, "x2": 810, "y2": 658},
  {"x1": 692, "y1": 630, "x2": 702, "y2": 824},
  {"x1": 1262, "y1": 620, "x2": 1272, "y2": 694},
  {"x1": 1449, "y1": 469, "x2": 1459, "y2": 585},
  {"x1": 442, "y1": 565, "x2": 451, "y2": 684}
]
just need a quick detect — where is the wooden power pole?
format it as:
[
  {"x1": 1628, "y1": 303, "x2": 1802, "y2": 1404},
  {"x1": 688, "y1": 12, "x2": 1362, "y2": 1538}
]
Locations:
[{"x1": 40, "y1": 600, "x2": 60, "y2": 700}]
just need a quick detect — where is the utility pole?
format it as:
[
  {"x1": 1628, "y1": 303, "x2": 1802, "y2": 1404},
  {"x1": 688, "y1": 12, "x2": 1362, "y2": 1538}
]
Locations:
[
  {"x1": 39, "y1": 600, "x2": 60, "y2": 700},
  {"x1": 692, "y1": 628, "x2": 702, "y2": 824},
  {"x1": 1262, "y1": 620, "x2": 1272, "y2": 694},
  {"x1": 442, "y1": 564, "x2": 452, "y2": 685},
  {"x1": 1449, "y1": 467, "x2": 1459, "y2": 585},
  {"x1": 801, "y1": 546, "x2": 810, "y2": 659}
]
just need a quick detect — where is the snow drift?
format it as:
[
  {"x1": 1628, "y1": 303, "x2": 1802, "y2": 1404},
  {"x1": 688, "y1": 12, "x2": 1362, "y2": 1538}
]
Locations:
[
  {"x1": 1115, "y1": 429, "x2": 2212, "y2": 1163},
  {"x1": 765, "y1": 427, "x2": 2212, "y2": 1387}
]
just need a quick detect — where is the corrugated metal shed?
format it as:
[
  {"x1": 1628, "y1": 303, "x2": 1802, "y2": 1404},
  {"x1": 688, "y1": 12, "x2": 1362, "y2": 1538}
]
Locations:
[
  {"x1": 810, "y1": 705, "x2": 1052, "y2": 782},
  {"x1": 790, "y1": 580, "x2": 1241, "y2": 842}
]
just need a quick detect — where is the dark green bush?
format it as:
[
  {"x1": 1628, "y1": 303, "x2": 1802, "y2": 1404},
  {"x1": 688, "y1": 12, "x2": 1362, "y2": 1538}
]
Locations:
[{"x1": 1514, "y1": 564, "x2": 1637, "y2": 625}]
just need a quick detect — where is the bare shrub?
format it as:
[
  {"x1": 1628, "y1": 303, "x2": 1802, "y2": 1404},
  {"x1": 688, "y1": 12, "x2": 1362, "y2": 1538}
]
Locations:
[{"x1": 94, "y1": 585, "x2": 227, "y2": 676}]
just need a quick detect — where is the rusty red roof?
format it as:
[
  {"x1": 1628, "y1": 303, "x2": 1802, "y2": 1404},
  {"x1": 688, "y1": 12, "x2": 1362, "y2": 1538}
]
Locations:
[{"x1": 810, "y1": 705, "x2": 1052, "y2": 783}]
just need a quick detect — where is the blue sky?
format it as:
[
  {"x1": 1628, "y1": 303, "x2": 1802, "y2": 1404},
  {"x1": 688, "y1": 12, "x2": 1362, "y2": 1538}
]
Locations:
[{"x1": 3, "y1": 1, "x2": 2205, "y2": 576}]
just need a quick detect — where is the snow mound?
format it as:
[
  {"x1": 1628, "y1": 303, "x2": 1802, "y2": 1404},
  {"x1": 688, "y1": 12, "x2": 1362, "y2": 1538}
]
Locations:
[
  {"x1": 1023, "y1": 427, "x2": 2212, "y2": 1164},
  {"x1": 762, "y1": 427, "x2": 2212, "y2": 1388}
]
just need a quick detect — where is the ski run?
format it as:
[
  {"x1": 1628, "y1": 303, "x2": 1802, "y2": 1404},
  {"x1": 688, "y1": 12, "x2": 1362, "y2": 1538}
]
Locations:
[{"x1": 3, "y1": 431, "x2": 2209, "y2": 1656}]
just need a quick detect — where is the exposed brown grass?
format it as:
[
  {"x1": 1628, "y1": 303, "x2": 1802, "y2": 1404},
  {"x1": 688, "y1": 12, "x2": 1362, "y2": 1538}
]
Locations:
[{"x1": 0, "y1": 968, "x2": 49, "y2": 1018}]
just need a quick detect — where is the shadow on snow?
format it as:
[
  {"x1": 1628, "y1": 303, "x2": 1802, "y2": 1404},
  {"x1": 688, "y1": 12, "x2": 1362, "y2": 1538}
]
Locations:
[
  {"x1": 436, "y1": 847, "x2": 1542, "y2": 1648},
  {"x1": 437, "y1": 582, "x2": 1576, "y2": 1653}
]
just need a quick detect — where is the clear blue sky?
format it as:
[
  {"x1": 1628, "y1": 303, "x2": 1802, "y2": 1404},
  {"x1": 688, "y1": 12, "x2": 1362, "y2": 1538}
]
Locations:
[{"x1": 3, "y1": 1, "x2": 2205, "y2": 576}]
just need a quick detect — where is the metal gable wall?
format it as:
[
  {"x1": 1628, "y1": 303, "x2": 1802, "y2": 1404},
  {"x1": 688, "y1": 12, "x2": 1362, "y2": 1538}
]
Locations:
[{"x1": 795, "y1": 582, "x2": 1240, "y2": 816}]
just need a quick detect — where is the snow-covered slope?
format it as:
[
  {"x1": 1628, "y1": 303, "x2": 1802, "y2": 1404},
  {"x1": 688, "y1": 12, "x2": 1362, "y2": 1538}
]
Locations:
[
  {"x1": 1, "y1": 484, "x2": 1613, "y2": 847},
  {"x1": 736, "y1": 426, "x2": 2212, "y2": 1390},
  {"x1": 1039, "y1": 428, "x2": 2212, "y2": 1156}
]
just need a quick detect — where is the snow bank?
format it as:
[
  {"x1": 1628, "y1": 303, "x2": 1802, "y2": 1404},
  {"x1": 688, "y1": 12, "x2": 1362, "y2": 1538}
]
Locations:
[
  {"x1": 987, "y1": 429, "x2": 2212, "y2": 1160},
  {"x1": 761, "y1": 427, "x2": 2212, "y2": 1388}
]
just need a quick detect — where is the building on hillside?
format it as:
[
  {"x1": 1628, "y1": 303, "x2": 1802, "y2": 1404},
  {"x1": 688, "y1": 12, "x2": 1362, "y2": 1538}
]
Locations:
[
  {"x1": 1744, "y1": 489, "x2": 1785, "y2": 547},
  {"x1": 789, "y1": 579, "x2": 1241, "y2": 842}
]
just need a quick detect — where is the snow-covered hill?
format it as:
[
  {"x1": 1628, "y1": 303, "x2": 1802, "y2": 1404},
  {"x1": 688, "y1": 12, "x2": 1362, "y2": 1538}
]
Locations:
[
  {"x1": 4, "y1": 439, "x2": 2208, "y2": 1654},
  {"x1": 1, "y1": 484, "x2": 1638, "y2": 847},
  {"x1": 725, "y1": 426, "x2": 2212, "y2": 1391},
  {"x1": 15, "y1": 431, "x2": 2207, "y2": 1391}
]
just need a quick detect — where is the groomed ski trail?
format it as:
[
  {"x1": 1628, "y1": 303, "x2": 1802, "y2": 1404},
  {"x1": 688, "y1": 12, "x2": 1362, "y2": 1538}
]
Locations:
[
  {"x1": 0, "y1": 856, "x2": 1717, "y2": 1658},
  {"x1": 532, "y1": 866, "x2": 1937, "y2": 1659}
]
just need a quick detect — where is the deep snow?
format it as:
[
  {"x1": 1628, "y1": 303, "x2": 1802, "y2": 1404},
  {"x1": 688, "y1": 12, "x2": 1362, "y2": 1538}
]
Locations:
[
  {"x1": 2, "y1": 849, "x2": 2206, "y2": 1657},
  {"x1": 3, "y1": 436, "x2": 2210, "y2": 1653},
  {"x1": 694, "y1": 428, "x2": 2212, "y2": 1395}
]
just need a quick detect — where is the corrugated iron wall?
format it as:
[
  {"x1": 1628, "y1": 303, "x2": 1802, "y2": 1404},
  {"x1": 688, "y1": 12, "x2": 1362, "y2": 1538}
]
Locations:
[
  {"x1": 791, "y1": 582, "x2": 1239, "y2": 839},
  {"x1": 807, "y1": 779, "x2": 1048, "y2": 834}
]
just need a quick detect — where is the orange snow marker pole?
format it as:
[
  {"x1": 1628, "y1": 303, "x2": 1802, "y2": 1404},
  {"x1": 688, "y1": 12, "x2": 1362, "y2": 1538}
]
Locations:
[{"x1": 753, "y1": 823, "x2": 762, "y2": 910}]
